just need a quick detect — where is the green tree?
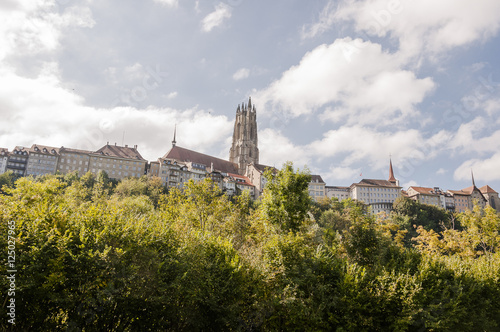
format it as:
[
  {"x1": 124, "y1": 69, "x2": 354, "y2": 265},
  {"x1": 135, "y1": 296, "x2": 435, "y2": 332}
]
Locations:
[
  {"x1": 260, "y1": 162, "x2": 312, "y2": 233},
  {"x1": 0, "y1": 170, "x2": 16, "y2": 192}
]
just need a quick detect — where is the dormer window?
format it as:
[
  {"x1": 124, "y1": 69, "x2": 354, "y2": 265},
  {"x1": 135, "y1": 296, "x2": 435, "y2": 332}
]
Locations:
[
  {"x1": 34, "y1": 147, "x2": 39, "y2": 151},
  {"x1": 43, "y1": 148, "x2": 47, "y2": 153}
]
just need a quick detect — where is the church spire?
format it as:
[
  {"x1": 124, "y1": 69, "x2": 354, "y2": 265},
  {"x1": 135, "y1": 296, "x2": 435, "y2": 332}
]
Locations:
[
  {"x1": 388, "y1": 158, "x2": 397, "y2": 183},
  {"x1": 471, "y1": 169, "x2": 476, "y2": 187},
  {"x1": 172, "y1": 124, "x2": 177, "y2": 147}
]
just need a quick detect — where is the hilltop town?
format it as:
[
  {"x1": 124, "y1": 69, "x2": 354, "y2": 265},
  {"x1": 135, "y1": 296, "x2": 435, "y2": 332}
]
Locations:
[{"x1": 1, "y1": 98, "x2": 499, "y2": 214}]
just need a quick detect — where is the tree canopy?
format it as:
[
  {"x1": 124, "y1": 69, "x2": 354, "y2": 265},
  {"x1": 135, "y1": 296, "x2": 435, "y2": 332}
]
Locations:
[{"x1": 1, "y1": 167, "x2": 499, "y2": 331}]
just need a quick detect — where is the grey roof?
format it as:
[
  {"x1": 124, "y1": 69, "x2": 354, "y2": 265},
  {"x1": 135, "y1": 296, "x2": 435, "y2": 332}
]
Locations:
[
  {"x1": 94, "y1": 144, "x2": 145, "y2": 161},
  {"x1": 310, "y1": 174, "x2": 325, "y2": 184},
  {"x1": 352, "y1": 179, "x2": 401, "y2": 188},
  {"x1": 30, "y1": 144, "x2": 60, "y2": 155}
]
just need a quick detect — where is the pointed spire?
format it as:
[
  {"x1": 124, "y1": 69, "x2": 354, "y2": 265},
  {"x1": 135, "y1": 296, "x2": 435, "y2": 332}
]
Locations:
[
  {"x1": 471, "y1": 169, "x2": 476, "y2": 187},
  {"x1": 237, "y1": 104, "x2": 240, "y2": 112},
  {"x1": 388, "y1": 158, "x2": 397, "y2": 183},
  {"x1": 248, "y1": 96, "x2": 252, "y2": 109},
  {"x1": 172, "y1": 124, "x2": 177, "y2": 147}
]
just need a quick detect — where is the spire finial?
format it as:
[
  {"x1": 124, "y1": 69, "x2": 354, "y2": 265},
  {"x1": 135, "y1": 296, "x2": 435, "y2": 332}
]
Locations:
[
  {"x1": 248, "y1": 96, "x2": 252, "y2": 109},
  {"x1": 172, "y1": 124, "x2": 177, "y2": 147},
  {"x1": 471, "y1": 169, "x2": 476, "y2": 187}
]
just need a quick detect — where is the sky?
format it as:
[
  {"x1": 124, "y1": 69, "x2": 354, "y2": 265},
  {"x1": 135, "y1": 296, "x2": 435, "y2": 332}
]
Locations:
[{"x1": 1, "y1": 0, "x2": 500, "y2": 191}]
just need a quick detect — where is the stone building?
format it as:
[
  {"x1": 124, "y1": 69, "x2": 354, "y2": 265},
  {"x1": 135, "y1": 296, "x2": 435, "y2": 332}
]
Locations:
[
  {"x1": 229, "y1": 97, "x2": 259, "y2": 175},
  {"x1": 326, "y1": 186, "x2": 350, "y2": 201},
  {"x1": 309, "y1": 175, "x2": 326, "y2": 201},
  {"x1": 480, "y1": 185, "x2": 500, "y2": 210},
  {"x1": 89, "y1": 143, "x2": 147, "y2": 180},
  {"x1": 448, "y1": 173, "x2": 487, "y2": 213},
  {"x1": 57, "y1": 147, "x2": 92, "y2": 175},
  {"x1": 246, "y1": 163, "x2": 277, "y2": 199},
  {"x1": 6, "y1": 146, "x2": 29, "y2": 176},
  {"x1": 349, "y1": 160, "x2": 402, "y2": 215},
  {"x1": 25, "y1": 144, "x2": 60, "y2": 177},
  {"x1": 407, "y1": 186, "x2": 441, "y2": 207}
]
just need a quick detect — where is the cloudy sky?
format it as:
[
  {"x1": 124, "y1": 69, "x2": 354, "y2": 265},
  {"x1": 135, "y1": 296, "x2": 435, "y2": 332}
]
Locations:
[{"x1": 1, "y1": 0, "x2": 500, "y2": 191}]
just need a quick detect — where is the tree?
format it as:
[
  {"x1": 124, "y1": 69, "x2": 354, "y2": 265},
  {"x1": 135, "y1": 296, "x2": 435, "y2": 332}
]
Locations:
[
  {"x1": 0, "y1": 170, "x2": 16, "y2": 193},
  {"x1": 260, "y1": 162, "x2": 312, "y2": 233}
]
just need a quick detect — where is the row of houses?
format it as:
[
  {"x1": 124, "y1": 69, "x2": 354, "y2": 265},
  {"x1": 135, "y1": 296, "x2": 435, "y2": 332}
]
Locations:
[
  {"x1": 1, "y1": 142, "x2": 498, "y2": 214},
  {"x1": 0, "y1": 142, "x2": 259, "y2": 198},
  {"x1": 0, "y1": 143, "x2": 147, "y2": 180}
]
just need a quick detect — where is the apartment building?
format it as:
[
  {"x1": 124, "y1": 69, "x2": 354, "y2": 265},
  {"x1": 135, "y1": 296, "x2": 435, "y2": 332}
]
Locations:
[
  {"x1": 25, "y1": 144, "x2": 60, "y2": 176},
  {"x1": 57, "y1": 147, "x2": 92, "y2": 175},
  {"x1": 326, "y1": 186, "x2": 350, "y2": 202},
  {"x1": 309, "y1": 175, "x2": 326, "y2": 201},
  {"x1": 407, "y1": 186, "x2": 441, "y2": 207},
  {"x1": 6, "y1": 146, "x2": 29, "y2": 176},
  {"x1": 89, "y1": 144, "x2": 147, "y2": 181}
]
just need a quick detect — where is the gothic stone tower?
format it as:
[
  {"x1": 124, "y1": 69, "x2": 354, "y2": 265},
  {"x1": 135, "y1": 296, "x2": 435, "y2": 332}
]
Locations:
[{"x1": 229, "y1": 97, "x2": 259, "y2": 174}]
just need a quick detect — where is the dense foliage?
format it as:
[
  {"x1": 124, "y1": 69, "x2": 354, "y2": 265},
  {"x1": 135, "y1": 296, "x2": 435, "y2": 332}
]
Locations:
[{"x1": 1, "y1": 167, "x2": 499, "y2": 331}]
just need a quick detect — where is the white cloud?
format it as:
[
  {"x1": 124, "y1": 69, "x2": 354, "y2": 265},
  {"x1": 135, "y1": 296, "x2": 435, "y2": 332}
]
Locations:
[
  {"x1": 454, "y1": 153, "x2": 500, "y2": 182},
  {"x1": 334, "y1": 0, "x2": 500, "y2": 58},
  {"x1": 166, "y1": 91, "x2": 178, "y2": 99},
  {"x1": 254, "y1": 38, "x2": 434, "y2": 125},
  {"x1": 437, "y1": 168, "x2": 447, "y2": 175},
  {"x1": 324, "y1": 166, "x2": 362, "y2": 184},
  {"x1": 201, "y1": 3, "x2": 232, "y2": 32},
  {"x1": 0, "y1": 63, "x2": 233, "y2": 161},
  {"x1": 402, "y1": 180, "x2": 418, "y2": 190},
  {"x1": 448, "y1": 118, "x2": 500, "y2": 155},
  {"x1": 153, "y1": 0, "x2": 178, "y2": 8},
  {"x1": 306, "y1": 126, "x2": 429, "y2": 169},
  {"x1": 232, "y1": 68, "x2": 250, "y2": 81},
  {"x1": 258, "y1": 128, "x2": 310, "y2": 168},
  {"x1": 301, "y1": 1, "x2": 337, "y2": 40},
  {"x1": 0, "y1": 2, "x2": 94, "y2": 60}
]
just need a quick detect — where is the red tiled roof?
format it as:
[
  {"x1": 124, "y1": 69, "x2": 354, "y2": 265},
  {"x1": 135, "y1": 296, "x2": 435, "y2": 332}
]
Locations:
[
  {"x1": 480, "y1": 185, "x2": 498, "y2": 194},
  {"x1": 461, "y1": 185, "x2": 475, "y2": 195},
  {"x1": 408, "y1": 186, "x2": 439, "y2": 196},
  {"x1": 163, "y1": 145, "x2": 239, "y2": 174},
  {"x1": 227, "y1": 173, "x2": 254, "y2": 186},
  {"x1": 447, "y1": 189, "x2": 470, "y2": 196}
]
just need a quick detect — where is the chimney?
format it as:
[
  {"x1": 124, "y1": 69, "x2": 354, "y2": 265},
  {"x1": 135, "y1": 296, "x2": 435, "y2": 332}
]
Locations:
[
  {"x1": 125, "y1": 144, "x2": 128, "y2": 148},
  {"x1": 134, "y1": 145, "x2": 137, "y2": 149}
]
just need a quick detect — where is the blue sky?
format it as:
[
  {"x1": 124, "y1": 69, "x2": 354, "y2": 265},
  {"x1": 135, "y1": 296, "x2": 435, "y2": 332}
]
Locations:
[{"x1": 1, "y1": 0, "x2": 500, "y2": 191}]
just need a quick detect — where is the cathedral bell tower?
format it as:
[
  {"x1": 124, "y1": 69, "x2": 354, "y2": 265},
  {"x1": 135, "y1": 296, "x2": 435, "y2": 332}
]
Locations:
[{"x1": 229, "y1": 97, "x2": 259, "y2": 175}]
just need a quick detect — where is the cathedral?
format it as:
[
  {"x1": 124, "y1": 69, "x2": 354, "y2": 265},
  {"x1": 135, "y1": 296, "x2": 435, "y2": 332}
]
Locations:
[{"x1": 229, "y1": 97, "x2": 259, "y2": 174}]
